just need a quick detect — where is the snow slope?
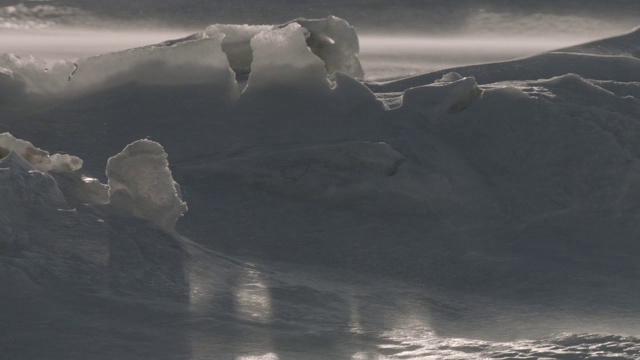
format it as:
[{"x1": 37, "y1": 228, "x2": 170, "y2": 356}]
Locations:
[{"x1": 2, "y1": 16, "x2": 640, "y2": 360}]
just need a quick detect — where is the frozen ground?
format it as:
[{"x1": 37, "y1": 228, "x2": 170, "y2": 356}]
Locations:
[{"x1": 1, "y1": 16, "x2": 640, "y2": 360}]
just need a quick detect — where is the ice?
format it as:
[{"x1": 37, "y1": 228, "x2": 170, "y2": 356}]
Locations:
[
  {"x1": 0, "y1": 53, "x2": 73, "y2": 94},
  {"x1": 400, "y1": 76, "x2": 482, "y2": 116},
  {"x1": 205, "y1": 24, "x2": 274, "y2": 74},
  {"x1": 0, "y1": 132, "x2": 82, "y2": 172},
  {"x1": 70, "y1": 33, "x2": 239, "y2": 101},
  {"x1": 106, "y1": 139, "x2": 187, "y2": 232},
  {"x1": 0, "y1": 151, "x2": 67, "y2": 208},
  {"x1": 244, "y1": 23, "x2": 331, "y2": 94},
  {"x1": 291, "y1": 16, "x2": 365, "y2": 79},
  {"x1": 2, "y1": 15, "x2": 640, "y2": 360}
]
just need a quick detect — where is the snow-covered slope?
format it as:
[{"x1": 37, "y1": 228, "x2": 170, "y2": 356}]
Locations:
[{"x1": 2, "y1": 17, "x2": 640, "y2": 360}]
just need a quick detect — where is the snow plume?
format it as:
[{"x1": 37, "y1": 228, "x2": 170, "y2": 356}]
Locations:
[{"x1": 106, "y1": 140, "x2": 187, "y2": 232}]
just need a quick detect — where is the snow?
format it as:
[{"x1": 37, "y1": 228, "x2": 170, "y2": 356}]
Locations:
[
  {"x1": 290, "y1": 16, "x2": 365, "y2": 79},
  {"x1": 70, "y1": 33, "x2": 239, "y2": 101},
  {"x1": 400, "y1": 75, "x2": 482, "y2": 116},
  {"x1": 0, "y1": 132, "x2": 82, "y2": 172},
  {"x1": 244, "y1": 23, "x2": 331, "y2": 94},
  {"x1": 205, "y1": 24, "x2": 274, "y2": 74},
  {"x1": 106, "y1": 139, "x2": 187, "y2": 232},
  {"x1": 1, "y1": 15, "x2": 640, "y2": 360}
]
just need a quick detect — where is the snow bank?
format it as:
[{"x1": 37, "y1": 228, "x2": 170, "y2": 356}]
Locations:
[
  {"x1": 0, "y1": 151, "x2": 68, "y2": 209},
  {"x1": 204, "y1": 24, "x2": 274, "y2": 75},
  {"x1": 244, "y1": 23, "x2": 331, "y2": 94},
  {"x1": 106, "y1": 140, "x2": 187, "y2": 232},
  {"x1": 400, "y1": 75, "x2": 482, "y2": 116},
  {"x1": 1, "y1": 16, "x2": 365, "y2": 100},
  {"x1": 0, "y1": 53, "x2": 73, "y2": 94},
  {"x1": 289, "y1": 16, "x2": 365, "y2": 79},
  {"x1": 0, "y1": 132, "x2": 82, "y2": 172},
  {"x1": 371, "y1": 52, "x2": 640, "y2": 93},
  {"x1": 70, "y1": 34, "x2": 239, "y2": 101}
]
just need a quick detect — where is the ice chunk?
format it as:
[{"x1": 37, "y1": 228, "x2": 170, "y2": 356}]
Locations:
[
  {"x1": 289, "y1": 16, "x2": 365, "y2": 79},
  {"x1": 70, "y1": 34, "x2": 239, "y2": 101},
  {"x1": 0, "y1": 132, "x2": 82, "y2": 172},
  {"x1": 106, "y1": 140, "x2": 187, "y2": 232},
  {"x1": 245, "y1": 23, "x2": 331, "y2": 94},
  {"x1": 401, "y1": 76, "x2": 482, "y2": 116},
  {"x1": 205, "y1": 24, "x2": 274, "y2": 74}
]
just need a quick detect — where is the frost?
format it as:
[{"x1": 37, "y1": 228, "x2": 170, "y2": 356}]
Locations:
[{"x1": 106, "y1": 140, "x2": 187, "y2": 232}]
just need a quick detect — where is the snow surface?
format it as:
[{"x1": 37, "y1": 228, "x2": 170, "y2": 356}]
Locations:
[
  {"x1": 106, "y1": 139, "x2": 187, "y2": 232},
  {"x1": 1, "y1": 16, "x2": 640, "y2": 360}
]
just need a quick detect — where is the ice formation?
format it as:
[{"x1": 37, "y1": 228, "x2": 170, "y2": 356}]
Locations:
[
  {"x1": 70, "y1": 34, "x2": 239, "y2": 101},
  {"x1": 244, "y1": 23, "x2": 332, "y2": 93},
  {"x1": 0, "y1": 132, "x2": 82, "y2": 172},
  {"x1": 289, "y1": 16, "x2": 365, "y2": 79},
  {"x1": 204, "y1": 24, "x2": 274, "y2": 75},
  {"x1": 400, "y1": 74, "x2": 482, "y2": 116},
  {"x1": 2, "y1": 14, "x2": 640, "y2": 360},
  {"x1": 106, "y1": 140, "x2": 187, "y2": 232}
]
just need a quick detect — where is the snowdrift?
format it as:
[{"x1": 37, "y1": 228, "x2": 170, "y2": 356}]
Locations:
[
  {"x1": 0, "y1": 16, "x2": 363, "y2": 99},
  {"x1": 2, "y1": 18, "x2": 640, "y2": 359}
]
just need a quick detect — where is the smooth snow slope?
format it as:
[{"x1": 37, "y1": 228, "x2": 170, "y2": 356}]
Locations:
[{"x1": 1, "y1": 16, "x2": 640, "y2": 359}]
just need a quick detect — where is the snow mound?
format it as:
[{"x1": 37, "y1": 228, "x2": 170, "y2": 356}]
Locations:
[
  {"x1": 0, "y1": 53, "x2": 74, "y2": 94},
  {"x1": 0, "y1": 132, "x2": 82, "y2": 172},
  {"x1": 401, "y1": 76, "x2": 482, "y2": 116},
  {"x1": 70, "y1": 34, "x2": 238, "y2": 101},
  {"x1": 560, "y1": 25, "x2": 640, "y2": 58},
  {"x1": 1, "y1": 16, "x2": 365, "y2": 99},
  {"x1": 205, "y1": 24, "x2": 274, "y2": 75},
  {"x1": 106, "y1": 140, "x2": 187, "y2": 232},
  {"x1": 371, "y1": 52, "x2": 640, "y2": 92},
  {"x1": 290, "y1": 16, "x2": 365, "y2": 79},
  {"x1": 244, "y1": 23, "x2": 331, "y2": 94},
  {"x1": 0, "y1": 151, "x2": 68, "y2": 209}
]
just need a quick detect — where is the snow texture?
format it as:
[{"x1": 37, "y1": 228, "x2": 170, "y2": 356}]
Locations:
[
  {"x1": 244, "y1": 23, "x2": 332, "y2": 94},
  {"x1": 2, "y1": 16, "x2": 640, "y2": 360},
  {"x1": 106, "y1": 139, "x2": 187, "y2": 232},
  {"x1": 0, "y1": 132, "x2": 82, "y2": 172},
  {"x1": 289, "y1": 16, "x2": 365, "y2": 79}
]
